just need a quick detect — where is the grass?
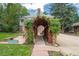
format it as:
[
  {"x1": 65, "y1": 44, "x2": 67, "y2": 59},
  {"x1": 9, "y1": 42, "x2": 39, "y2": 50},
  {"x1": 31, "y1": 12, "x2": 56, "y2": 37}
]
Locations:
[
  {"x1": 0, "y1": 32, "x2": 20, "y2": 41},
  {"x1": 48, "y1": 51, "x2": 63, "y2": 56},
  {"x1": 0, "y1": 44, "x2": 33, "y2": 56}
]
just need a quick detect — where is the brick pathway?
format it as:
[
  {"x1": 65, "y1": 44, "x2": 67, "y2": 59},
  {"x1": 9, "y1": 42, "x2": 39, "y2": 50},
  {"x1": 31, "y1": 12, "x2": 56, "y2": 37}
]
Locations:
[
  {"x1": 31, "y1": 36, "x2": 49, "y2": 56},
  {"x1": 32, "y1": 46, "x2": 49, "y2": 56}
]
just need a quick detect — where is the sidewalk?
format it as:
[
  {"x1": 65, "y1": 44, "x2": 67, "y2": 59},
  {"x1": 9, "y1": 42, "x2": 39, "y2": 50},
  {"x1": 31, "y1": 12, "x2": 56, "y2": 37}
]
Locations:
[{"x1": 31, "y1": 36, "x2": 49, "y2": 56}]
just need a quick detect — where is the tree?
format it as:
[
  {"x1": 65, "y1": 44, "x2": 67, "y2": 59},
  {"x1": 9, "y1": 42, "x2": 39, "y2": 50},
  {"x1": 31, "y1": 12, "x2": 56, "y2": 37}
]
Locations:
[
  {"x1": 0, "y1": 3, "x2": 29, "y2": 32},
  {"x1": 43, "y1": 3, "x2": 52, "y2": 15},
  {"x1": 0, "y1": 4, "x2": 5, "y2": 23},
  {"x1": 45, "y1": 3, "x2": 78, "y2": 33}
]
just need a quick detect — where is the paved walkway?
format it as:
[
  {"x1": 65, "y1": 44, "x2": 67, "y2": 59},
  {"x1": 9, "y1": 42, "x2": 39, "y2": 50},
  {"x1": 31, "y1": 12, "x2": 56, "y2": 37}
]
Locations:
[
  {"x1": 57, "y1": 34, "x2": 79, "y2": 47},
  {"x1": 32, "y1": 36, "x2": 49, "y2": 56},
  {"x1": 57, "y1": 34, "x2": 79, "y2": 55}
]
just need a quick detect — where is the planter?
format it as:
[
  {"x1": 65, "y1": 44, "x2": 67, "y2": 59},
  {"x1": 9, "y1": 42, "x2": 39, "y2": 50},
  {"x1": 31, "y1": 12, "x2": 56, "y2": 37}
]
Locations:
[{"x1": 47, "y1": 31, "x2": 53, "y2": 43}]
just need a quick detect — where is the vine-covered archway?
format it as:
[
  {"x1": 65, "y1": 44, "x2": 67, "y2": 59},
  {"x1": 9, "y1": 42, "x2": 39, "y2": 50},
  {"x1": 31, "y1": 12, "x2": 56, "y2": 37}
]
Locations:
[{"x1": 33, "y1": 16, "x2": 49, "y2": 41}]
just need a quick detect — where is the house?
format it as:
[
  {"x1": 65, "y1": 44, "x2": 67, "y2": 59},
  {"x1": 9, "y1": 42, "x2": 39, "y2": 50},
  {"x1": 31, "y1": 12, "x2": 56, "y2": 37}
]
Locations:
[{"x1": 72, "y1": 22, "x2": 79, "y2": 34}]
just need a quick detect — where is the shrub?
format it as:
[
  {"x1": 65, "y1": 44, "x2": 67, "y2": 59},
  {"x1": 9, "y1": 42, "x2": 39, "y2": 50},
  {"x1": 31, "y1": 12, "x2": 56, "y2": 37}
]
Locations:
[
  {"x1": 25, "y1": 20, "x2": 33, "y2": 29},
  {"x1": 25, "y1": 20, "x2": 33, "y2": 44},
  {"x1": 1, "y1": 24, "x2": 19, "y2": 32},
  {"x1": 27, "y1": 29, "x2": 33, "y2": 44},
  {"x1": 48, "y1": 18, "x2": 60, "y2": 44},
  {"x1": 49, "y1": 18, "x2": 60, "y2": 36}
]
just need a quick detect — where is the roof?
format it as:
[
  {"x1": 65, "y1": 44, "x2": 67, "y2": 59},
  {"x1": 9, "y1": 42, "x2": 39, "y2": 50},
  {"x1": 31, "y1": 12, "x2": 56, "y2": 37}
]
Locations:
[{"x1": 72, "y1": 22, "x2": 79, "y2": 26}]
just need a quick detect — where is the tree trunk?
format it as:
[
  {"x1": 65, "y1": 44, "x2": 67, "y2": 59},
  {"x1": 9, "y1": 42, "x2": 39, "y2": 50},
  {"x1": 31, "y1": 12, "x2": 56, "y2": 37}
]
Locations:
[{"x1": 61, "y1": 26, "x2": 64, "y2": 33}]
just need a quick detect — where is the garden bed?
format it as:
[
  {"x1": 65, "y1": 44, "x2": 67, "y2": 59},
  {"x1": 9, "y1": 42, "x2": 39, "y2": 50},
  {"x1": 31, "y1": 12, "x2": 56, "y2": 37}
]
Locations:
[{"x1": 0, "y1": 44, "x2": 33, "y2": 56}]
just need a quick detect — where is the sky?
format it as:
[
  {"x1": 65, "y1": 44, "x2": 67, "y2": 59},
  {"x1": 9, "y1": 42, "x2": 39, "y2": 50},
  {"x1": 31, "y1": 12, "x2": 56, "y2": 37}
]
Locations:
[
  {"x1": 22, "y1": 3, "x2": 79, "y2": 15},
  {"x1": 22, "y1": 3, "x2": 47, "y2": 12}
]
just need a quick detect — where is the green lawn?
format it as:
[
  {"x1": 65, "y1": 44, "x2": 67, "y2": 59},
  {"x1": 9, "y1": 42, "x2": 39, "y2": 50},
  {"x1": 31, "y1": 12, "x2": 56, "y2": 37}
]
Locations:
[
  {"x1": 0, "y1": 32, "x2": 20, "y2": 41},
  {"x1": 0, "y1": 44, "x2": 33, "y2": 56},
  {"x1": 48, "y1": 51, "x2": 63, "y2": 56}
]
